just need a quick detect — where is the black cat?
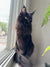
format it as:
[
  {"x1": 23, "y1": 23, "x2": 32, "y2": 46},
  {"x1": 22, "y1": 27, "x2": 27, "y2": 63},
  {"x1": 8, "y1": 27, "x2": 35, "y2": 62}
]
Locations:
[{"x1": 14, "y1": 6, "x2": 35, "y2": 67}]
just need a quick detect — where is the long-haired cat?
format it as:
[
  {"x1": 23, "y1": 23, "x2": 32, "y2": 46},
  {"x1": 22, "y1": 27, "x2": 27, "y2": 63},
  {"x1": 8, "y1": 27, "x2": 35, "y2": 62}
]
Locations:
[{"x1": 14, "y1": 6, "x2": 35, "y2": 67}]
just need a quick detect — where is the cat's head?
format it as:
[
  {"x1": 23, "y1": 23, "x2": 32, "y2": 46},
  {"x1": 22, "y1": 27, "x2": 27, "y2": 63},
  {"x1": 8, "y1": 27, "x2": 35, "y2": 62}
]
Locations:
[{"x1": 19, "y1": 6, "x2": 36, "y2": 24}]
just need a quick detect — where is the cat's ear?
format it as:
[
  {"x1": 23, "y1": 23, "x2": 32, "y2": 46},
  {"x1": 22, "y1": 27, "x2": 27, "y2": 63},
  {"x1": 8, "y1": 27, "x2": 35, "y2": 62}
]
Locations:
[
  {"x1": 21, "y1": 6, "x2": 27, "y2": 13},
  {"x1": 30, "y1": 10, "x2": 36, "y2": 16}
]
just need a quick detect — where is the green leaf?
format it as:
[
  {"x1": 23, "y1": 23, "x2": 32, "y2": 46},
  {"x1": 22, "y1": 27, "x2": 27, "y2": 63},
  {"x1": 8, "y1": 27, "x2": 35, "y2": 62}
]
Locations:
[
  {"x1": 42, "y1": 45, "x2": 50, "y2": 56},
  {"x1": 41, "y1": 17, "x2": 48, "y2": 27},
  {"x1": 42, "y1": 4, "x2": 50, "y2": 27}
]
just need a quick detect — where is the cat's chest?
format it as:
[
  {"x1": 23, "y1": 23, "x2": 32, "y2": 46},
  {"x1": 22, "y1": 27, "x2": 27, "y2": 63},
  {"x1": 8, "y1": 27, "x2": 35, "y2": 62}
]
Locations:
[{"x1": 16, "y1": 34, "x2": 31, "y2": 49}]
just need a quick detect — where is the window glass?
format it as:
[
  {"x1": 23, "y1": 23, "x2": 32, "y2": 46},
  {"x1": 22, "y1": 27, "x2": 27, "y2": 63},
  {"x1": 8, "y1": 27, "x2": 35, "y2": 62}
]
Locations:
[{"x1": 0, "y1": 0, "x2": 11, "y2": 52}]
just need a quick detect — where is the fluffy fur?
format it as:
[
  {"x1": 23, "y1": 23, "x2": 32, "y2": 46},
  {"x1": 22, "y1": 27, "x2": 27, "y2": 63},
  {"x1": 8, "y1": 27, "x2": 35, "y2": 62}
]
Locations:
[{"x1": 14, "y1": 6, "x2": 35, "y2": 67}]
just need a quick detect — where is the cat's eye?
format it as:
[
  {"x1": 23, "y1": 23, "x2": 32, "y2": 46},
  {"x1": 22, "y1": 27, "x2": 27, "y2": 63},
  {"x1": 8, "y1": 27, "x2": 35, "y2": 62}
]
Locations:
[{"x1": 25, "y1": 17, "x2": 28, "y2": 20}]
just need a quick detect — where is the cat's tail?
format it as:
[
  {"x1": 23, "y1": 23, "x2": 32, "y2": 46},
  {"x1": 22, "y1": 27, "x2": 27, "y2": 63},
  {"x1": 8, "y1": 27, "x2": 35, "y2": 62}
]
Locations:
[{"x1": 13, "y1": 53, "x2": 33, "y2": 67}]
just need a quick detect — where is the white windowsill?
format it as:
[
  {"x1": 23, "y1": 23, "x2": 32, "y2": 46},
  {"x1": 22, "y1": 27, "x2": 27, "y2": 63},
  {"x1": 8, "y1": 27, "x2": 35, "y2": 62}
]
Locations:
[{"x1": 0, "y1": 48, "x2": 15, "y2": 67}]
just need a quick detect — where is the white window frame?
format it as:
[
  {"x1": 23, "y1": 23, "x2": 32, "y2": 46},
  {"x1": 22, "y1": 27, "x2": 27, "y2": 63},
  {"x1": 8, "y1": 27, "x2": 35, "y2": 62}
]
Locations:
[{"x1": 0, "y1": 0, "x2": 23, "y2": 64}]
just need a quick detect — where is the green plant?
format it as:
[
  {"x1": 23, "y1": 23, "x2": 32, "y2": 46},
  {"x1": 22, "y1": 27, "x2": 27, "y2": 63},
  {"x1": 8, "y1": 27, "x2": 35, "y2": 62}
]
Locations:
[
  {"x1": 0, "y1": 22, "x2": 8, "y2": 35},
  {"x1": 42, "y1": 4, "x2": 50, "y2": 56},
  {"x1": 42, "y1": 45, "x2": 50, "y2": 56},
  {"x1": 42, "y1": 4, "x2": 50, "y2": 27}
]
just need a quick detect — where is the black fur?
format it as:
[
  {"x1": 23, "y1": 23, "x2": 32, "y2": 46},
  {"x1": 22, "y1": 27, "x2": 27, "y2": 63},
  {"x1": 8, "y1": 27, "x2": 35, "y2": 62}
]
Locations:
[{"x1": 14, "y1": 6, "x2": 35, "y2": 67}]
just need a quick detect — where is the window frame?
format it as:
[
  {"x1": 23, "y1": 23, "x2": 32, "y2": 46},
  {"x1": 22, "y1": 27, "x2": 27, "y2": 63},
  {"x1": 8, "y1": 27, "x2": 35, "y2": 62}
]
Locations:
[
  {"x1": 0, "y1": 0, "x2": 23, "y2": 65},
  {"x1": 0, "y1": 0, "x2": 23, "y2": 56}
]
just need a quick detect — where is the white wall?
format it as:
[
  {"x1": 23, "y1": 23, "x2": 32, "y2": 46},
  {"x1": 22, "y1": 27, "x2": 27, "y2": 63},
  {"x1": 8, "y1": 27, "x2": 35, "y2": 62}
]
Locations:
[{"x1": 30, "y1": 0, "x2": 50, "y2": 66}]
